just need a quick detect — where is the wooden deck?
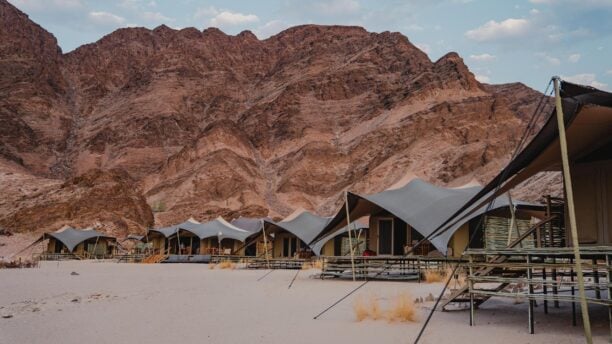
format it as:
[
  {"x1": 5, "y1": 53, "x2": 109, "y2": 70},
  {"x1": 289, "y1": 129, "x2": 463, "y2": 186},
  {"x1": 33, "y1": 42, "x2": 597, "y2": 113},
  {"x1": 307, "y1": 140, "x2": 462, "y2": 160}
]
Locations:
[
  {"x1": 444, "y1": 246, "x2": 612, "y2": 335},
  {"x1": 318, "y1": 256, "x2": 464, "y2": 281}
]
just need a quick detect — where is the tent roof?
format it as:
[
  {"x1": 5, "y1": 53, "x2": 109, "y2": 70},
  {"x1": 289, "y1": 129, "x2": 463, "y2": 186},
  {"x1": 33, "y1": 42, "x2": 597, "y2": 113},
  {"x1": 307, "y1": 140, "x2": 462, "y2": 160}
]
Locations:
[
  {"x1": 230, "y1": 217, "x2": 269, "y2": 233},
  {"x1": 312, "y1": 179, "x2": 537, "y2": 254},
  {"x1": 178, "y1": 217, "x2": 253, "y2": 242},
  {"x1": 124, "y1": 234, "x2": 144, "y2": 242},
  {"x1": 148, "y1": 225, "x2": 179, "y2": 238},
  {"x1": 311, "y1": 222, "x2": 369, "y2": 256},
  {"x1": 43, "y1": 227, "x2": 115, "y2": 252},
  {"x1": 264, "y1": 210, "x2": 332, "y2": 247},
  {"x1": 431, "y1": 80, "x2": 612, "y2": 242}
]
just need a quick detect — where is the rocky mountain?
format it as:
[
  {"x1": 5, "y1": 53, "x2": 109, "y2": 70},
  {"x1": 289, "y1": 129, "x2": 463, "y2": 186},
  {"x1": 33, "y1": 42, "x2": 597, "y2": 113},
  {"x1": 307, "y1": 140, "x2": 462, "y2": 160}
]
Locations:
[{"x1": 0, "y1": 0, "x2": 553, "y2": 238}]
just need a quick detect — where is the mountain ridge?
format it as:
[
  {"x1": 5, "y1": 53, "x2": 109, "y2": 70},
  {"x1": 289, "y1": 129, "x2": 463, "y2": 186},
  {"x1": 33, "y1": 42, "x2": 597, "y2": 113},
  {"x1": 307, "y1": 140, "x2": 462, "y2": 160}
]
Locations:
[{"x1": 0, "y1": 0, "x2": 553, "y2": 236}]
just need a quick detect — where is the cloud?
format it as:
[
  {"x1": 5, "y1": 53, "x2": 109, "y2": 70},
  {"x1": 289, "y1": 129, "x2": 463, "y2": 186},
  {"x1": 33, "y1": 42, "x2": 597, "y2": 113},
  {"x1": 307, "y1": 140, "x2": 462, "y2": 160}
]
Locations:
[
  {"x1": 475, "y1": 74, "x2": 491, "y2": 83},
  {"x1": 141, "y1": 11, "x2": 173, "y2": 22},
  {"x1": 535, "y1": 52, "x2": 561, "y2": 66},
  {"x1": 254, "y1": 20, "x2": 290, "y2": 39},
  {"x1": 465, "y1": 18, "x2": 530, "y2": 42},
  {"x1": 194, "y1": 6, "x2": 219, "y2": 19},
  {"x1": 9, "y1": 0, "x2": 82, "y2": 11},
  {"x1": 209, "y1": 11, "x2": 259, "y2": 27},
  {"x1": 406, "y1": 24, "x2": 424, "y2": 32},
  {"x1": 313, "y1": 0, "x2": 361, "y2": 15},
  {"x1": 88, "y1": 11, "x2": 125, "y2": 26},
  {"x1": 469, "y1": 53, "x2": 496, "y2": 62},
  {"x1": 606, "y1": 69, "x2": 612, "y2": 75},
  {"x1": 561, "y1": 73, "x2": 608, "y2": 89},
  {"x1": 530, "y1": 0, "x2": 612, "y2": 7},
  {"x1": 568, "y1": 53, "x2": 581, "y2": 63}
]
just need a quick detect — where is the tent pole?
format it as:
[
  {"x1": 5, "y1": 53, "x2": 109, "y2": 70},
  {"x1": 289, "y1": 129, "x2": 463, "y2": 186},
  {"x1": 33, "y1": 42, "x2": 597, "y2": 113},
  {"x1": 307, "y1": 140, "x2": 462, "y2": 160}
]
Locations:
[
  {"x1": 261, "y1": 219, "x2": 271, "y2": 269},
  {"x1": 553, "y1": 76, "x2": 592, "y2": 344},
  {"x1": 345, "y1": 191, "x2": 357, "y2": 282},
  {"x1": 91, "y1": 235, "x2": 100, "y2": 260},
  {"x1": 506, "y1": 193, "x2": 522, "y2": 248}
]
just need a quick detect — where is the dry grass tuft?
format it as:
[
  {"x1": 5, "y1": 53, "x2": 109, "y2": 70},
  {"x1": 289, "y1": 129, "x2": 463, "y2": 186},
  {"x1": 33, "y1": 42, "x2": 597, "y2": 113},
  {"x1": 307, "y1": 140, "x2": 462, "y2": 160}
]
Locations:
[
  {"x1": 424, "y1": 269, "x2": 446, "y2": 283},
  {"x1": 312, "y1": 260, "x2": 323, "y2": 270},
  {"x1": 301, "y1": 262, "x2": 313, "y2": 270},
  {"x1": 208, "y1": 263, "x2": 216, "y2": 269},
  {"x1": 353, "y1": 294, "x2": 384, "y2": 321},
  {"x1": 387, "y1": 293, "x2": 418, "y2": 322},
  {"x1": 353, "y1": 295, "x2": 369, "y2": 321},
  {"x1": 217, "y1": 261, "x2": 235, "y2": 269},
  {"x1": 369, "y1": 295, "x2": 383, "y2": 320}
]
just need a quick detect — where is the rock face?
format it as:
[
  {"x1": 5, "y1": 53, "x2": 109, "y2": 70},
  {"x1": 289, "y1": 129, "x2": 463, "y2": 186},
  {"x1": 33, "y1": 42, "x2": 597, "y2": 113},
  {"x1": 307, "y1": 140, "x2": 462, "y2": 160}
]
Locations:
[{"x1": 0, "y1": 0, "x2": 553, "y2": 236}]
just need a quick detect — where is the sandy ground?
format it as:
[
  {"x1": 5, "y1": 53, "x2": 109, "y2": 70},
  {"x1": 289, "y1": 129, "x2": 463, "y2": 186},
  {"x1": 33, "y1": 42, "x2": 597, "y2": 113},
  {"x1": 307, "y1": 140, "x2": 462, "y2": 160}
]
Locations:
[{"x1": 0, "y1": 261, "x2": 608, "y2": 344}]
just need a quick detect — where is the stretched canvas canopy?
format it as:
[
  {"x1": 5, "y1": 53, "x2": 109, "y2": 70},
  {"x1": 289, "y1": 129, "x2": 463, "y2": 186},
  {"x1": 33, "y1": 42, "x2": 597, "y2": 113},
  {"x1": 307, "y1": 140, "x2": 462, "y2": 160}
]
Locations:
[
  {"x1": 230, "y1": 217, "x2": 269, "y2": 233},
  {"x1": 311, "y1": 222, "x2": 369, "y2": 256},
  {"x1": 264, "y1": 210, "x2": 332, "y2": 248},
  {"x1": 432, "y1": 80, "x2": 612, "y2": 243},
  {"x1": 312, "y1": 179, "x2": 533, "y2": 254},
  {"x1": 41, "y1": 227, "x2": 115, "y2": 253},
  {"x1": 178, "y1": 217, "x2": 253, "y2": 242},
  {"x1": 147, "y1": 218, "x2": 203, "y2": 239},
  {"x1": 147, "y1": 225, "x2": 180, "y2": 238}
]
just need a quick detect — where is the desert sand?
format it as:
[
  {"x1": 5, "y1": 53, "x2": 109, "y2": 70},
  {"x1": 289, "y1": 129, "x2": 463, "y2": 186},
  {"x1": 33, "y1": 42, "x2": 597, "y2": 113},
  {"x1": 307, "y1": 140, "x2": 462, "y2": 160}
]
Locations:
[{"x1": 0, "y1": 261, "x2": 608, "y2": 344}]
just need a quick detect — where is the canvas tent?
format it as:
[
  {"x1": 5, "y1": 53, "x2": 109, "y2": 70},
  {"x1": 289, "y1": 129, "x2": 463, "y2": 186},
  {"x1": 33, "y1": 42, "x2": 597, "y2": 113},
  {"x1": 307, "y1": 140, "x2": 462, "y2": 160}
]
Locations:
[
  {"x1": 312, "y1": 179, "x2": 541, "y2": 256},
  {"x1": 36, "y1": 226, "x2": 116, "y2": 258},
  {"x1": 176, "y1": 217, "x2": 254, "y2": 255},
  {"x1": 432, "y1": 80, "x2": 612, "y2": 246},
  {"x1": 264, "y1": 210, "x2": 331, "y2": 258},
  {"x1": 312, "y1": 221, "x2": 369, "y2": 256},
  {"x1": 145, "y1": 223, "x2": 182, "y2": 254},
  {"x1": 231, "y1": 217, "x2": 269, "y2": 256}
]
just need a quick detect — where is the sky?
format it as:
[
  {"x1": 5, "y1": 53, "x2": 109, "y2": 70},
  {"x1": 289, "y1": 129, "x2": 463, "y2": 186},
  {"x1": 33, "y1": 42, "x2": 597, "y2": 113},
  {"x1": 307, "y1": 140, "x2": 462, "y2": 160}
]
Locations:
[{"x1": 8, "y1": 0, "x2": 612, "y2": 92}]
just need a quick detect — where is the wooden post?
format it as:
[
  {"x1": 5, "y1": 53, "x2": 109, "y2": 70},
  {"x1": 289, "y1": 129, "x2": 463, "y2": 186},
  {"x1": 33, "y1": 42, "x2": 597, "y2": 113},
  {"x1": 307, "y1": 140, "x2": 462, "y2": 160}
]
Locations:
[
  {"x1": 606, "y1": 254, "x2": 612, "y2": 341},
  {"x1": 548, "y1": 195, "x2": 560, "y2": 308},
  {"x1": 261, "y1": 219, "x2": 270, "y2": 270},
  {"x1": 344, "y1": 191, "x2": 357, "y2": 282},
  {"x1": 553, "y1": 77, "x2": 592, "y2": 343},
  {"x1": 571, "y1": 260, "x2": 577, "y2": 326},
  {"x1": 469, "y1": 254, "x2": 475, "y2": 326},
  {"x1": 527, "y1": 254, "x2": 535, "y2": 334},
  {"x1": 543, "y1": 265, "x2": 548, "y2": 314},
  {"x1": 593, "y1": 258, "x2": 601, "y2": 299}
]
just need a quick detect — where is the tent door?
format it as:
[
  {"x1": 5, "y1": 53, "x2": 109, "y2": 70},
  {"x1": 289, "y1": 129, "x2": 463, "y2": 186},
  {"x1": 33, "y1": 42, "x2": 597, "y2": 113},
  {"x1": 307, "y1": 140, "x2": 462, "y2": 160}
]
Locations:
[
  {"x1": 283, "y1": 238, "x2": 290, "y2": 257},
  {"x1": 394, "y1": 220, "x2": 407, "y2": 255},
  {"x1": 378, "y1": 219, "x2": 393, "y2": 255},
  {"x1": 290, "y1": 237, "x2": 297, "y2": 257}
]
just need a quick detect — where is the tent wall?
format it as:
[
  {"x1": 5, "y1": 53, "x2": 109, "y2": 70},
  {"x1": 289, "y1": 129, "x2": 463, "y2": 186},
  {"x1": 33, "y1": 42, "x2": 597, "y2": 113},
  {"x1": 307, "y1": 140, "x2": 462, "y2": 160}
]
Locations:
[
  {"x1": 46, "y1": 238, "x2": 60, "y2": 253},
  {"x1": 571, "y1": 159, "x2": 612, "y2": 245},
  {"x1": 321, "y1": 240, "x2": 335, "y2": 256},
  {"x1": 448, "y1": 224, "x2": 469, "y2": 258},
  {"x1": 272, "y1": 232, "x2": 306, "y2": 258},
  {"x1": 151, "y1": 237, "x2": 166, "y2": 254}
]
